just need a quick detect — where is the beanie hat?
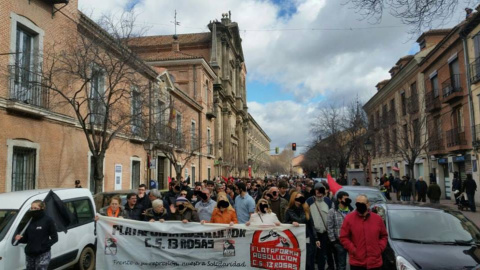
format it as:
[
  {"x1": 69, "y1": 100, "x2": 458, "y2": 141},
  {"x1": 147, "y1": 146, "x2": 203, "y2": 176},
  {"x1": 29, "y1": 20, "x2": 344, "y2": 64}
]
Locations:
[{"x1": 176, "y1": 197, "x2": 189, "y2": 203}]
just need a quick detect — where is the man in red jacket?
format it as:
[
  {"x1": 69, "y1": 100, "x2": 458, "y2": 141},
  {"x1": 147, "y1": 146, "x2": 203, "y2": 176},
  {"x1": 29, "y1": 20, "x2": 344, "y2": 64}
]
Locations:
[{"x1": 339, "y1": 194, "x2": 388, "y2": 270}]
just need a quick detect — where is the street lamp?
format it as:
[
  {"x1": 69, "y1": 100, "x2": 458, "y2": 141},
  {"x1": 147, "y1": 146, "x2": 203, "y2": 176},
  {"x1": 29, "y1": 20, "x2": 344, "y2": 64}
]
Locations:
[
  {"x1": 143, "y1": 139, "x2": 154, "y2": 188},
  {"x1": 364, "y1": 138, "x2": 373, "y2": 152}
]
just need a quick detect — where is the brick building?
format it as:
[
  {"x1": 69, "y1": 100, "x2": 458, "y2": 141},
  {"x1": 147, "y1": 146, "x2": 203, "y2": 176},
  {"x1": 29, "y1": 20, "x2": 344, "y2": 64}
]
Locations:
[
  {"x1": 128, "y1": 12, "x2": 269, "y2": 179},
  {"x1": 0, "y1": 0, "x2": 163, "y2": 193}
]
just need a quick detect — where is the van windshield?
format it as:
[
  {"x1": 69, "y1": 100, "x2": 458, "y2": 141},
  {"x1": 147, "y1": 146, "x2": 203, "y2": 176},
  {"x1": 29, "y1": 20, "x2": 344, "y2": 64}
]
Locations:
[{"x1": 0, "y1": 210, "x2": 19, "y2": 242}]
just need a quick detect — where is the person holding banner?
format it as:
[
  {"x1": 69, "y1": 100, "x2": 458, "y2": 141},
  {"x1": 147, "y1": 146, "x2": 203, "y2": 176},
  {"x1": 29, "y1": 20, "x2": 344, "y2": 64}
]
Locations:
[
  {"x1": 15, "y1": 200, "x2": 58, "y2": 270},
  {"x1": 245, "y1": 199, "x2": 281, "y2": 226},
  {"x1": 170, "y1": 197, "x2": 200, "y2": 223},
  {"x1": 98, "y1": 196, "x2": 128, "y2": 218},
  {"x1": 205, "y1": 192, "x2": 238, "y2": 225},
  {"x1": 285, "y1": 192, "x2": 319, "y2": 270},
  {"x1": 144, "y1": 199, "x2": 169, "y2": 222}
]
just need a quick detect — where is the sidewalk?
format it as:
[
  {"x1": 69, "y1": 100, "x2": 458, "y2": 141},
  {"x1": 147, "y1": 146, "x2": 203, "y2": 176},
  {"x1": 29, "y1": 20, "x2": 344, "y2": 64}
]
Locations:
[{"x1": 388, "y1": 193, "x2": 479, "y2": 224}]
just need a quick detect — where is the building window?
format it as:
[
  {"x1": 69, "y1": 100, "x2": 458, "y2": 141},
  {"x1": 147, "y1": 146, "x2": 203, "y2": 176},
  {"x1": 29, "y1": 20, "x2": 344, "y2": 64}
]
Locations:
[
  {"x1": 131, "y1": 87, "x2": 142, "y2": 136},
  {"x1": 207, "y1": 128, "x2": 212, "y2": 155},
  {"x1": 9, "y1": 14, "x2": 45, "y2": 107},
  {"x1": 191, "y1": 166, "x2": 196, "y2": 182},
  {"x1": 90, "y1": 65, "x2": 106, "y2": 125},
  {"x1": 431, "y1": 75, "x2": 439, "y2": 97},
  {"x1": 401, "y1": 92, "x2": 407, "y2": 115},
  {"x1": 176, "y1": 113, "x2": 183, "y2": 146},
  {"x1": 191, "y1": 120, "x2": 197, "y2": 150},
  {"x1": 156, "y1": 100, "x2": 166, "y2": 139},
  {"x1": 131, "y1": 160, "x2": 141, "y2": 189},
  {"x1": 205, "y1": 80, "x2": 209, "y2": 106},
  {"x1": 12, "y1": 147, "x2": 36, "y2": 191}
]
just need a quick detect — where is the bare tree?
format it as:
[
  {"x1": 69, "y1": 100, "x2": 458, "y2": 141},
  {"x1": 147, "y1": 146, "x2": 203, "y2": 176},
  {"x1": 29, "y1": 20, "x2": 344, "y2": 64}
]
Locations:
[
  {"x1": 345, "y1": 0, "x2": 472, "y2": 32},
  {"x1": 153, "y1": 101, "x2": 207, "y2": 181},
  {"x1": 380, "y1": 94, "x2": 430, "y2": 194},
  {"x1": 311, "y1": 99, "x2": 367, "y2": 178},
  {"x1": 30, "y1": 12, "x2": 155, "y2": 193}
]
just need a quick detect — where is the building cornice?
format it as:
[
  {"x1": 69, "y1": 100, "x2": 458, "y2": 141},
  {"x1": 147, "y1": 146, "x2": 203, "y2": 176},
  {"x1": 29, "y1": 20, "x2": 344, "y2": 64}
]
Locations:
[
  {"x1": 147, "y1": 59, "x2": 218, "y2": 80},
  {"x1": 248, "y1": 113, "x2": 271, "y2": 142}
]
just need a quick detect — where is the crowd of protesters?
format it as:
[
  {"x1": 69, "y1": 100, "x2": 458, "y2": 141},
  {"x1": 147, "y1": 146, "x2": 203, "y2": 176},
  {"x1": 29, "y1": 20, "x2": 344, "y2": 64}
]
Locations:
[{"x1": 95, "y1": 176, "x2": 392, "y2": 270}]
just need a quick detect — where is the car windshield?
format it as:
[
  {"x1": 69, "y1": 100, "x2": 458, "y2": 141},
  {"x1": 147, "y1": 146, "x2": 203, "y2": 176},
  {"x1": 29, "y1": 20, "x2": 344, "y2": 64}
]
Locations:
[
  {"x1": 0, "y1": 210, "x2": 18, "y2": 242},
  {"x1": 388, "y1": 209, "x2": 480, "y2": 243},
  {"x1": 341, "y1": 189, "x2": 386, "y2": 208}
]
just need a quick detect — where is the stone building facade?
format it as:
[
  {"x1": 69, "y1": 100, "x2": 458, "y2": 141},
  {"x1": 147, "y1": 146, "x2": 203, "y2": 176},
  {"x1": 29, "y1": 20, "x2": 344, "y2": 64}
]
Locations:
[
  {"x1": 128, "y1": 13, "x2": 269, "y2": 179},
  {"x1": 247, "y1": 113, "x2": 271, "y2": 178}
]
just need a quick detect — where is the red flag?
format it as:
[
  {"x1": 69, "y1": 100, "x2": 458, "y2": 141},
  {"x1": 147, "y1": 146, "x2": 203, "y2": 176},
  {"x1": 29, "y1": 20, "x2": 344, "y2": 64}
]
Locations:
[
  {"x1": 168, "y1": 176, "x2": 172, "y2": 184},
  {"x1": 327, "y1": 174, "x2": 343, "y2": 195},
  {"x1": 248, "y1": 166, "x2": 252, "y2": 179},
  {"x1": 222, "y1": 176, "x2": 228, "y2": 183}
]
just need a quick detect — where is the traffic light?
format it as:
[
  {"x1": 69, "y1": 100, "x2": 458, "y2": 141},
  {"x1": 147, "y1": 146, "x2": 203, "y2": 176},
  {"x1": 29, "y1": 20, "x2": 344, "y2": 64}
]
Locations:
[
  {"x1": 292, "y1": 143, "x2": 297, "y2": 151},
  {"x1": 275, "y1": 147, "x2": 279, "y2": 154}
]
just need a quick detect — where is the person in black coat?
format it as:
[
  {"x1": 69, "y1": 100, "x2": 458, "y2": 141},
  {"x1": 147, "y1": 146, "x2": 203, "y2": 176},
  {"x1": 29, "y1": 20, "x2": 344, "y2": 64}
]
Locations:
[
  {"x1": 416, "y1": 177, "x2": 428, "y2": 202},
  {"x1": 284, "y1": 192, "x2": 319, "y2": 270},
  {"x1": 124, "y1": 193, "x2": 143, "y2": 220},
  {"x1": 465, "y1": 174, "x2": 477, "y2": 212},
  {"x1": 452, "y1": 172, "x2": 462, "y2": 205},
  {"x1": 15, "y1": 200, "x2": 58, "y2": 270}
]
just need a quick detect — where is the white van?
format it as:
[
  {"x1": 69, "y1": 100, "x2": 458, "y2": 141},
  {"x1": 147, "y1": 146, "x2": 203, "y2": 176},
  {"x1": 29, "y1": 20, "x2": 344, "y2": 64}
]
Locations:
[{"x1": 0, "y1": 188, "x2": 96, "y2": 270}]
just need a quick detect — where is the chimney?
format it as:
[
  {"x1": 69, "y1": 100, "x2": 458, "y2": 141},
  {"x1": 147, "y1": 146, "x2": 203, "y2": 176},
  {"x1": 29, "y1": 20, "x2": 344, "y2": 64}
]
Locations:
[
  {"x1": 172, "y1": 35, "x2": 179, "y2": 52},
  {"x1": 376, "y1": 79, "x2": 390, "y2": 91}
]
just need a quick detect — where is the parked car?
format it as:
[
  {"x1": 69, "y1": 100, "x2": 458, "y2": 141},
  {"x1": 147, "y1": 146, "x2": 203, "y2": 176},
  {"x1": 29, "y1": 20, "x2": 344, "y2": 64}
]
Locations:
[
  {"x1": 0, "y1": 188, "x2": 96, "y2": 270},
  {"x1": 334, "y1": 186, "x2": 386, "y2": 208},
  {"x1": 373, "y1": 203, "x2": 480, "y2": 270}
]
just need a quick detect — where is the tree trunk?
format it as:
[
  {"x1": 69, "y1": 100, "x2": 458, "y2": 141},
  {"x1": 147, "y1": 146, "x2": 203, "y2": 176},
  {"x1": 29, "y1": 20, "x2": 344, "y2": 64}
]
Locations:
[
  {"x1": 176, "y1": 171, "x2": 182, "y2": 182},
  {"x1": 408, "y1": 164, "x2": 416, "y2": 199},
  {"x1": 92, "y1": 154, "x2": 105, "y2": 194}
]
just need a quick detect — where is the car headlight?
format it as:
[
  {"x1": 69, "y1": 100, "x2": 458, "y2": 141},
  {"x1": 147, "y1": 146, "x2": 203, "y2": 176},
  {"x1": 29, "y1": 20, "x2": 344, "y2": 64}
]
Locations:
[{"x1": 396, "y1": 256, "x2": 416, "y2": 270}]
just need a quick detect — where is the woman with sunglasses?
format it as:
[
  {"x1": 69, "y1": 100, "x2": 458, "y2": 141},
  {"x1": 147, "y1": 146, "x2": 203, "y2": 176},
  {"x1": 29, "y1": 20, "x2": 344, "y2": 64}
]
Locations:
[
  {"x1": 204, "y1": 192, "x2": 238, "y2": 225},
  {"x1": 245, "y1": 199, "x2": 281, "y2": 226},
  {"x1": 169, "y1": 197, "x2": 199, "y2": 223},
  {"x1": 285, "y1": 191, "x2": 319, "y2": 270}
]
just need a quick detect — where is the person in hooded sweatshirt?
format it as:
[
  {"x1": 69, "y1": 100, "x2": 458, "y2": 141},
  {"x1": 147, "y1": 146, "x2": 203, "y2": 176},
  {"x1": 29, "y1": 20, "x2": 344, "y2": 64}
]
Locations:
[{"x1": 15, "y1": 200, "x2": 58, "y2": 270}]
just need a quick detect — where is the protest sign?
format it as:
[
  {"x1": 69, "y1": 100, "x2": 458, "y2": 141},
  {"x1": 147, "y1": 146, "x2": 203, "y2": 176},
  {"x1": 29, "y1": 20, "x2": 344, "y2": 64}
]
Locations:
[{"x1": 96, "y1": 216, "x2": 306, "y2": 269}]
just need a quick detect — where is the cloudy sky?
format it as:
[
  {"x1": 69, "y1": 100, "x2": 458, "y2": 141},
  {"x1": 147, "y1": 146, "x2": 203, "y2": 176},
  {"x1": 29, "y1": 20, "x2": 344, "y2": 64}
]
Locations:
[{"x1": 79, "y1": 0, "x2": 467, "y2": 153}]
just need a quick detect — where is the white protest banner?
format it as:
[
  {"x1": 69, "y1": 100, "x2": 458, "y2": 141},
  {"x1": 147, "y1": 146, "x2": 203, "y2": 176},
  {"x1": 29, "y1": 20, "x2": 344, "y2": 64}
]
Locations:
[{"x1": 96, "y1": 216, "x2": 306, "y2": 270}]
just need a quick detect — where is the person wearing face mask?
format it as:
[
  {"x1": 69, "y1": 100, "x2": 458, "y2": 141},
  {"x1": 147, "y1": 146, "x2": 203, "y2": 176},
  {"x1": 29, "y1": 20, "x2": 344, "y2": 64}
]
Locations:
[
  {"x1": 285, "y1": 192, "x2": 319, "y2": 270},
  {"x1": 340, "y1": 195, "x2": 388, "y2": 270},
  {"x1": 195, "y1": 188, "x2": 217, "y2": 222},
  {"x1": 204, "y1": 192, "x2": 238, "y2": 225},
  {"x1": 306, "y1": 182, "x2": 333, "y2": 270},
  {"x1": 267, "y1": 187, "x2": 288, "y2": 223},
  {"x1": 170, "y1": 197, "x2": 199, "y2": 223},
  {"x1": 327, "y1": 191, "x2": 353, "y2": 270},
  {"x1": 246, "y1": 199, "x2": 281, "y2": 226},
  {"x1": 15, "y1": 200, "x2": 58, "y2": 270}
]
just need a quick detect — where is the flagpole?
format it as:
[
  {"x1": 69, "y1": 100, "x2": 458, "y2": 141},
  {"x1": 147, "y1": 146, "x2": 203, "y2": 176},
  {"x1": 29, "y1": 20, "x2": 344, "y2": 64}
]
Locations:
[{"x1": 13, "y1": 218, "x2": 32, "y2": 246}]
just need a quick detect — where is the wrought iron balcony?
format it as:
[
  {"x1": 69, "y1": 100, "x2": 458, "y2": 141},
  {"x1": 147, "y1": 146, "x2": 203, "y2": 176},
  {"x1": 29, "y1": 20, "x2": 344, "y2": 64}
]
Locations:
[
  {"x1": 446, "y1": 128, "x2": 467, "y2": 148},
  {"x1": 425, "y1": 91, "x2": 441, "y2": 112},
  {"x1": 470, "y1": 57, "x2": 480, "y2": 84},
  {"x1": 154, "y1": 123, "x2": 185, "y2": 149},
  {"x1": 442, "y1": 74, "x2": 463, "y2": 103},
  {"x1": 8, "y1": 65, "x2": 49, "y2": 109},
  {"x1": 428, "y1": 136, "x2": 445, "y2": 152}
]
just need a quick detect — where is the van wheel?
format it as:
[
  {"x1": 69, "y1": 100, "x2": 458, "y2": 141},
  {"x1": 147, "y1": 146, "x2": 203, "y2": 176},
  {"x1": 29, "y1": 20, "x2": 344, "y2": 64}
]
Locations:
[{"x1": 76, "y1": 247, "x2": 95, "y2": 270}]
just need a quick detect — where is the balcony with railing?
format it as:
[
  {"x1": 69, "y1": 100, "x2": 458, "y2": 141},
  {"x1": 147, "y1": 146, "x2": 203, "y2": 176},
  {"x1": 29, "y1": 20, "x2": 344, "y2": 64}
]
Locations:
[
  {"x1": 428, "y1": 136, "x2": 445, "y2": 153},
  {"x1": 425, "y1": 91, "x2": 441, "y2": 112},
  {"x1": 154, "y1": 123, "x2": 185, "y2": 149},
  {"x1": 470, "y1": 57, "x2": 480, "y2": 84},
  {"x1": 442, "y1": 74, "x2": 463, "y2": 103},
  {"x1": 206, "y1": 104, "x2": 216, "y2": 120},
  {"x1": 8, "y1": 65, "x2": 49, "y2": 114},
  {"x1": 446, "y1": 128, "x2": 467, "y2": 148}
]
